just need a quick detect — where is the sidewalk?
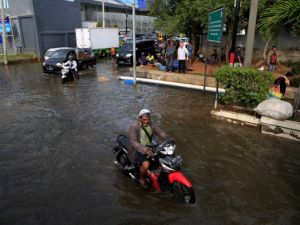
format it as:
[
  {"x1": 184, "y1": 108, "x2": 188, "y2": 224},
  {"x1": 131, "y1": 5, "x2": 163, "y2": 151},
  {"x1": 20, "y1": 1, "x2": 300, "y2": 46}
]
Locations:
[
  {"x1": 139, "y1": 59, "x2": 292, "y2": 79},
  {"x1": 129, "y1": 61, "x2": 298, "y2": 100},
  {"x1": 0, "y1": 57, "x2": 40, "y2": 64}
]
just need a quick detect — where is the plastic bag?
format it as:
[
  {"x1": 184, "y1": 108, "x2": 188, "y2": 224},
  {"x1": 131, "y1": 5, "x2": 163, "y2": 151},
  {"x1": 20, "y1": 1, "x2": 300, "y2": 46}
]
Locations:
[{"x1": 254, "y1": 98, "x2": 293, "y2": 120}]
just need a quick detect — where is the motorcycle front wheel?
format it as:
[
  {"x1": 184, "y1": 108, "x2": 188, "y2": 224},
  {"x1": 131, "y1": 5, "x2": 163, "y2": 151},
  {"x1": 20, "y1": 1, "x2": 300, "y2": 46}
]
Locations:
[{"x1": 172, "y1": 181, "x2": 195, "y2": 204}]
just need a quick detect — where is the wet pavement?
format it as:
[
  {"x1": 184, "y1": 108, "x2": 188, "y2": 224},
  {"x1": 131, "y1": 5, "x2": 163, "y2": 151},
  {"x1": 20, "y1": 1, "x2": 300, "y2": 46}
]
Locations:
[{"x1": 0, "y1": 59, "x2": 300, "y2": 225}]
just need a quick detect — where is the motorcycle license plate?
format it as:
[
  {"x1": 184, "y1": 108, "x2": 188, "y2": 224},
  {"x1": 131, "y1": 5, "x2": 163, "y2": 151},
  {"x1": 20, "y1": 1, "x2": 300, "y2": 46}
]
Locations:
[
  {"x1": 47, "y1": 68, "x2": 53, "y2": 71},
  {"x1": 169, "y1": 155, "x2": 183, "y2": 168}
]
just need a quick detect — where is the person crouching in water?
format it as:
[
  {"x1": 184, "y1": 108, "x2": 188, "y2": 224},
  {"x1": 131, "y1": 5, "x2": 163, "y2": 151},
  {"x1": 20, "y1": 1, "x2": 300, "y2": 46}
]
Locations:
[{"x1": 62, "y1": 57, "x2": 78, "y2": 80}]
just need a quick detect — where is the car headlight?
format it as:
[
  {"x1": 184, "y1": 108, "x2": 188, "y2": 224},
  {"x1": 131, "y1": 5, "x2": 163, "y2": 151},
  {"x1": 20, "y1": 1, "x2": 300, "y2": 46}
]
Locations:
[
  {"x1": 126, "y1": 54, "x2": 132, "y2": 58},
  {"x1": 116, "y1": 53, "x2": 119, "y2": 57}
]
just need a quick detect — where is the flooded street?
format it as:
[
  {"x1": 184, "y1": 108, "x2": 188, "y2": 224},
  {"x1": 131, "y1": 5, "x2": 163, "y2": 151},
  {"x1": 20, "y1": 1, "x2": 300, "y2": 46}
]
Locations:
[{"x1": 0, "y1": 59, "x2": 300, "y2": 225}]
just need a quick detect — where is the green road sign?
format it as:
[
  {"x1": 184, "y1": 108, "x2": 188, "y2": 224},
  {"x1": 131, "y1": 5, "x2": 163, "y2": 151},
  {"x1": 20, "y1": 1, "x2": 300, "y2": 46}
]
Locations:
[{"x1": 207, "y1": 7, "x2": 224, "y2": 43}]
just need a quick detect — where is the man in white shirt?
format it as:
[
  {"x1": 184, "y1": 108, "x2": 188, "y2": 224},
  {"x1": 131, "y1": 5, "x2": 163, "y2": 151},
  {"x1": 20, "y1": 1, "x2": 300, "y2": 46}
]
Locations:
[
  {"x1": 177, "y1": 42, "x2": 189, "y2": 74},
  {"x1": 62, "y1": 57, "x2": 78, "y2": 80}
]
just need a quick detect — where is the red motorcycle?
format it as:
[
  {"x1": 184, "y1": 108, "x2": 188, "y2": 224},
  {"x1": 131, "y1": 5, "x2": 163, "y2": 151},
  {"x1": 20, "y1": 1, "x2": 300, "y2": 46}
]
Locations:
[{"x1": 112, "y1": 135, "x2": 195, "y2": 204}]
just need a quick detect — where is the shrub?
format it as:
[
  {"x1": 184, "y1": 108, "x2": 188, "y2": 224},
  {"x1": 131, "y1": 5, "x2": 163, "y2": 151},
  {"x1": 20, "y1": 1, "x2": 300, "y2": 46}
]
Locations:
[
  {"x1": 290, "y1": 76, "x2": 300, "y2": 87},
  {"x1": 292, "y1": 63, "x2": 300, "y2": 75},
  {"x1": 285, "y1": 59, "x2": 294, "y2": 67},
  {"x1": 214, "y1": 66, "x2": 273, "y2": 108}
]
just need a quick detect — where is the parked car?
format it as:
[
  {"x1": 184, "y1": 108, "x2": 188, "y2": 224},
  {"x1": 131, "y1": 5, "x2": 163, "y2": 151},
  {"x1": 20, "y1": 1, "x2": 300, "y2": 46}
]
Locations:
[
  {"x1": 44, "y1": 47, "x2": 72, "y2": 61},
  {"x1": 43, "y1": 48, "x2": 96, "y2": 74},
  {"x1": 178, "y1": 37, "x2": 189, "y2": 47},
  {"x1": 115, "y1": 39, "x2": 156, "y2": 66},
  {"x1": 135, "y1": 33, "x2": 159, "y2": 41},
  {"x1": 135, "y1": 34, "x2": 147, "y2": 40}
]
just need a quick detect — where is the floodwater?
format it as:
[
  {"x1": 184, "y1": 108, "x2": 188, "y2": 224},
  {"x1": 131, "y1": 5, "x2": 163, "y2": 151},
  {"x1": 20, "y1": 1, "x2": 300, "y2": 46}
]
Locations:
[{"x1": 0, "y1": 59, "x2": 299, "y2": 225}]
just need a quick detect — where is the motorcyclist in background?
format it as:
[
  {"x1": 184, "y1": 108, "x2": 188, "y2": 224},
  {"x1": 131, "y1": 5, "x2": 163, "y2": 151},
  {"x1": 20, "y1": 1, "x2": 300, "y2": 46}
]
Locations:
[{"x1": 62, "y1": 57, "x2": 78, "y2": 80}]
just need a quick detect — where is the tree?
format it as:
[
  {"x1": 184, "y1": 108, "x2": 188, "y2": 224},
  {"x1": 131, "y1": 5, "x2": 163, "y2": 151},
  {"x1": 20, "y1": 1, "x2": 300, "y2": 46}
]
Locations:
[
  {"x1": 257, "y1": 0, "x2": 300, "y2": 42},
  {"x1": 147, "y1": 0, "x2": 213, "y2": 61},
  {"x1": 148, "y1": 0, "x2": 274, "y2": 64}
]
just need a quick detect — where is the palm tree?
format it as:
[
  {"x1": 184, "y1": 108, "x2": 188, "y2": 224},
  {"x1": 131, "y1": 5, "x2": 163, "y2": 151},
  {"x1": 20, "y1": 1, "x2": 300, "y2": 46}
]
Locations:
[{"x1": 257, "y1": 0, "x2": 300, "y2": 42}]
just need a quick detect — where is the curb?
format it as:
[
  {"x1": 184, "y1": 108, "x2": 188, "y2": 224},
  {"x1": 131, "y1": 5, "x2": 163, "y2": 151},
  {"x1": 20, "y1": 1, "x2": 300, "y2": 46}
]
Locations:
[{"x1": 0, "y1": 57, "x2": 40, "y2": 64}]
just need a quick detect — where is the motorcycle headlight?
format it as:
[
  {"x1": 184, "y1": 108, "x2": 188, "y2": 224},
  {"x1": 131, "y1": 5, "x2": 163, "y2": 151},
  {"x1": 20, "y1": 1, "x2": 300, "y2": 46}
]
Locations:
[
  {"x1": 116, "y1": 53, "x2": 119, "y2": 57},
  {"x1": 161, "y1": 144, "x2": 176, "y2": 155},
  {"x1": 43, "y1": 62, "x2": 45, "y2": 66},
  {"x1": 126, "y1": 54, "x2": 132, "y2": 58}
]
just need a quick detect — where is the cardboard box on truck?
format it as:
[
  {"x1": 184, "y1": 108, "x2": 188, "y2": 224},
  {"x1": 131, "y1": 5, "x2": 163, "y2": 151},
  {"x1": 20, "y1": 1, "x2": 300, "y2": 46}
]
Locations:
[{"x1": 76, "y1": 28, "x2": 119, "y2": 50}]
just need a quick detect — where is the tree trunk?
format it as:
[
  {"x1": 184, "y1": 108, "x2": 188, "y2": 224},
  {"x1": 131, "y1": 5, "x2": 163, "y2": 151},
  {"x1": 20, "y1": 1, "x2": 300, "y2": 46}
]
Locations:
[
  {"x1": 192, "y1": 20, "x2": 197, "y2": 64},
  {"x1": 225, "y1": 23, "x2": 233, "y2": 65},
  {"x1": 263, "y1": 35, "x2": 272, "y2": 60},
  {"x1": 293, "y1": 84, "x2": 300, "y2": 119},
  {"x1": 253, "y1": 36, "x2": 272, "y2": 68}
]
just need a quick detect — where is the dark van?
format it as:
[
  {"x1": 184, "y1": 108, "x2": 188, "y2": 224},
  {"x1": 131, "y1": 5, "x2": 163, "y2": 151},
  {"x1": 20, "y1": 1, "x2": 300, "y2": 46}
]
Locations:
[
  {"x1": 116, "y1": 39, "x2": 156, "y2": 65},
  {"x1": 43, "y1": 48, "x2": 96, "y2": 74}
]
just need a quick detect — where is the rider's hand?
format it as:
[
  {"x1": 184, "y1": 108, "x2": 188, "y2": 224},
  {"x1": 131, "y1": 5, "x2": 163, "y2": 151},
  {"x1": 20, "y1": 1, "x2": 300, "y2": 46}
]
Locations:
[{"x1": 145, "y1": 149, "x2": 153, "y2": 156}]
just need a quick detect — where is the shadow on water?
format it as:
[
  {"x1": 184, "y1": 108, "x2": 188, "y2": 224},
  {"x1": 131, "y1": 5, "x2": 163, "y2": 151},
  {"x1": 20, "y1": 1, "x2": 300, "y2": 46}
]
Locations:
[{"x1": 0, "y1": 59, "x2": 300, "y2": 224}]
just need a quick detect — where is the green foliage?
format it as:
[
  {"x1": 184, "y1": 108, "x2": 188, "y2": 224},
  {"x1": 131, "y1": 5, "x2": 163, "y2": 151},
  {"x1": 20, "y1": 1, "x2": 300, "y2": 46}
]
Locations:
[
  {"x1": 292, "y1": 63, "x2": 300, "y2": 75},
  {"x1": 214, "y1": 66, "x2": 273, "y2": 108},
  {"x1": 257, "y1": 0, "x2": 300, "y2": 42},
  {"x1": 284, "y1": 59, "x2": 300, "y2": 74},
  {"x1": 285, "y1": 59, "x2": 295, "y2": 67},
  {"x1": 290, "y1": 76, "x2": 300, "y2": 87}
]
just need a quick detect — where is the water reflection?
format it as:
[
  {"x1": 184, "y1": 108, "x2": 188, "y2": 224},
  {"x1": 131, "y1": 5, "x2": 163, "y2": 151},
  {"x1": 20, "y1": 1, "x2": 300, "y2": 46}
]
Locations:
[{"x1": 0, "y1": 60, "x2": 299, "y2": 224}]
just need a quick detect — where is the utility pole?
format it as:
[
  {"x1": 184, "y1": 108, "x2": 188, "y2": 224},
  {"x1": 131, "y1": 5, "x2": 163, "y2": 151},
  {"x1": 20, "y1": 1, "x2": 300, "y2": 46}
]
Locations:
[
  {"x1": 132, "y1": 1, "x2": 136, "y2": 85},
  {"x1": 97, "y1": 5, "x2": 98, "y2": 24},
  {"x1": 1, "y1": 0, "x2": 8, "y2": 64},
  {"x1": 125, "y1": 9, "x2": 127, "y2": 37},
  {"x1": 244, "y1": 0, "x2": 258, "y2": 68},
  {"x1": 229, "y1": 0, "x2": 241, "y2": 66},
  {"x1": 102, "y1": 0, "x2": 105, "y2": 28}
]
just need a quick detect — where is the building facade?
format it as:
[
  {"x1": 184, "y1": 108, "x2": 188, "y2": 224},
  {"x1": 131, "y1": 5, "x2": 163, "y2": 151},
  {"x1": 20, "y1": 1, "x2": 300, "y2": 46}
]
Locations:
[{"x1": 0, "y1": 0, "x2": 153, "y2": 59}]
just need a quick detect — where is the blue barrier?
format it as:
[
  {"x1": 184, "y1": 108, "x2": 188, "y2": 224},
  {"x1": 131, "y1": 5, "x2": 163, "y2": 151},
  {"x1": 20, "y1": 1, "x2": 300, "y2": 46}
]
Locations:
[{"x1": 124, "y1": 79, "x2": 134, "y2": 84}]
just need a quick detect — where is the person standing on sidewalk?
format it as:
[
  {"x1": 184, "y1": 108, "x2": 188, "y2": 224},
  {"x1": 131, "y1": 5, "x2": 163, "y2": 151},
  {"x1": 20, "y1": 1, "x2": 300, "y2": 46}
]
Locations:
[
  {"x1": 234, "y1": 44, "x2": 243, "y2": 67},
  {"x1": 177, "y1": 42, "x2": 189, "y2": 74},
  {"x1": 267, "y1": 46, "x2": 280, "y2": 73},
  {"x1": 187, "y1": 42, "x2": 193, "y2": 66},
  {"x1": 165, "y1": 41, "x2": 176, "y2": 72}
]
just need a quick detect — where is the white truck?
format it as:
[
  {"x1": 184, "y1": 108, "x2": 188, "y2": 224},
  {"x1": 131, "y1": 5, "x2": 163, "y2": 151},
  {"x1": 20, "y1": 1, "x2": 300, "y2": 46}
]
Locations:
[{"x1": 75, "y1": 28, "x2": 121, "y2": 57}]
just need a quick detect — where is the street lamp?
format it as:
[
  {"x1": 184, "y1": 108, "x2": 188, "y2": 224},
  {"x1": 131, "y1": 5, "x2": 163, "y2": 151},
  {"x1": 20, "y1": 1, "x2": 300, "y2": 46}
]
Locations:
[
  {"x1": 113, "y1": 0, "x2": 136, "y2": 85},
  {"x1": 132, "y1": 1, "x2": 136, "y2": 85},
  {"x1": 0, "y1": 0, "x2": 8, "y2": 64}
]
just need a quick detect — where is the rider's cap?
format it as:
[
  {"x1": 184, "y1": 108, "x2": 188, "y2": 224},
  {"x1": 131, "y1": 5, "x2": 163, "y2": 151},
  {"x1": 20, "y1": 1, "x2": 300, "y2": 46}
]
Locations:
[
  {"x1": 139, "y1": 109, "x2": 151, "y2": 117},
  {"x1": 238, "y1": 44, "x2": 244, "y2": 48}
]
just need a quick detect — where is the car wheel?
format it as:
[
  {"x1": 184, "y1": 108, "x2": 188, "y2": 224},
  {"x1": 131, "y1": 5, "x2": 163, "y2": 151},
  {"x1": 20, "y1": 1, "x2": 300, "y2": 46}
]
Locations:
[{"x1": 101, "y1": 51, "x2": 106, "y2": 57}]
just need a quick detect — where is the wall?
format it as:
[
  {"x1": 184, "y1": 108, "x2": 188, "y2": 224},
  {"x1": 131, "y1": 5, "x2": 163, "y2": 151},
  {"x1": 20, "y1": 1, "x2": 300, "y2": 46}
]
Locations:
[
  {"x1": 84, "y1": 4, "x2": 155, "y2": 34},
  {"x1": 32, "y1": 0, "x2": 82, "y2": 58},
  {"x1": 0, "y1": 0, "x2": 36, "y2": 54},
  {"x1": 199, "y1": 30, "x2": 300, "y2": 62}
]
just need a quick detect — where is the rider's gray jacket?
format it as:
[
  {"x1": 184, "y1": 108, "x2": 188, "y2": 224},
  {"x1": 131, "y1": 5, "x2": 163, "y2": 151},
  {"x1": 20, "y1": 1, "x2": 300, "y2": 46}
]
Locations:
[{"x1": 127, "y1": 119, "x2": 170, "y2": 164}]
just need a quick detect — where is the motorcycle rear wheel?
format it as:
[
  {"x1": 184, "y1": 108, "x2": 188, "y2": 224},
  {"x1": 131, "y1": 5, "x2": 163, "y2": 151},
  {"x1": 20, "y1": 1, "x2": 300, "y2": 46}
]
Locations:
[
  {"x1": 116, "y1": 151, "x2": 129, "y2": 167},
  {"x1": 172, "y1": 181, "x2": 195, "y2": 204}
]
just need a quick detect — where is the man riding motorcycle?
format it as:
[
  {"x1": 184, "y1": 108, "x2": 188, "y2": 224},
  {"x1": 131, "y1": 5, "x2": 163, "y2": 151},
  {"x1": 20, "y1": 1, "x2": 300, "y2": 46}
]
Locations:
[
  {"x1": 128, "y1": 109, "x2": 174, "y2": 188},
  {"x1": 62, "y1": 57, "x2": 78, "y2": 80}
]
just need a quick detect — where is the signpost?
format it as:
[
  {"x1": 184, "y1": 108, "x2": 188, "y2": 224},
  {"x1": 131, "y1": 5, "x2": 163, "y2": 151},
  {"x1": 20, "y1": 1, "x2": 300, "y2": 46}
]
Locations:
[
  {"x1": 207, "y1": 8, "x2": 224, "y2": 43},
  {"x1": 203, "y1": 5, "x2": 225, "y2": 108}
]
